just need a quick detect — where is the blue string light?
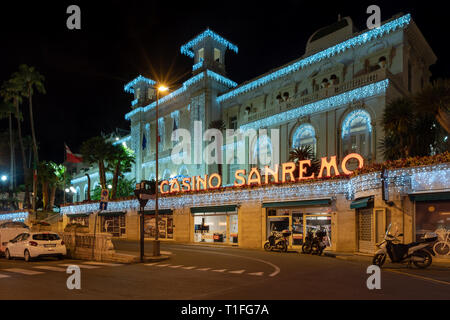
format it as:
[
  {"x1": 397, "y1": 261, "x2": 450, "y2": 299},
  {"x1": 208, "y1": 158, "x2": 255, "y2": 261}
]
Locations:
[
  {"x1": 124, "y1": 75, "x2": 156, "y2": 94},
  {"x1": 217, "y1": 14, "x2": 411, "y2": 103},
  {"x1": 192, "y1": 59, "x2": 203, "y2": 71},
  {"x1": 240, "y1": 79, "x2": 388, "y2": 131},
  {"x1": 206, "y1": 70, "x2": 238, "y2": 88},
  {"x1": 0, "y1": 211, "x2": 29, "y2": 222},
  {"x1": 341, "y1": 109, "x2": 372, "y2": 139},
  {"x1": 181, "y1": 28, "x2": 239, "y2": 58}
]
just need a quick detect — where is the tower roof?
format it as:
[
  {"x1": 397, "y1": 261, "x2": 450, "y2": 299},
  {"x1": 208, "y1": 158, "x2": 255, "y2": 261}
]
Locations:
[
  {"x1": 180, "y1": 28, "x2": 238, "y2": 58},
  {"x1": 124, "y1": 75, "x2": 155, "y2": 94}
]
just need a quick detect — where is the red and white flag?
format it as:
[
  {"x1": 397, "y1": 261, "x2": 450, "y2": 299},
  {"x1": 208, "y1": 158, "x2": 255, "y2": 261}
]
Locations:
[{"x1": 65, "y1": 143, "x2": 83, "y2": 163}]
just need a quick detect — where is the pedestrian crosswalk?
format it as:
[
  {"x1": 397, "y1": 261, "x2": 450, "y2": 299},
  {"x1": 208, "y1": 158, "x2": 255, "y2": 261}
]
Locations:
[
  {"x1": 144, "y1": 263, "x2": 266, "y2": 276},
  {"x1": 0, "y1": 261, "x2": 124, "y2": 280}
]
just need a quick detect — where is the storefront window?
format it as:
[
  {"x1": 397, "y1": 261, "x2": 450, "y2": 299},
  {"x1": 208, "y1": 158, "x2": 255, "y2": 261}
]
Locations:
[
  {"x1": 101, "y1": 215, "x2": 126, "y2": 237},
  {"x1": 144, "y1": 214, "x2": 174, "y2": 239},
  {"x1": 193, "y1": 210, "x2": 237, "y2": 244},
  {"x1": 416, "y1": 201, "x2": 450, "y2": 258},
  {"x1": 69, "y1": 216, "x2": 89, "y2": 227},
  {"x1": 229, "y1": 215, "x2": 238, "y2": 243},
  {"x1": 305, "y1": 215, "x2": 332, "y2": 247}
]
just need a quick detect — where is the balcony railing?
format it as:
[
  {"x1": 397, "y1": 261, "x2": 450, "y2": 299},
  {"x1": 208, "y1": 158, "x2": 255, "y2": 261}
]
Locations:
[{"x1": 243, "y1": 68, "x2": 386, "y2": 125}]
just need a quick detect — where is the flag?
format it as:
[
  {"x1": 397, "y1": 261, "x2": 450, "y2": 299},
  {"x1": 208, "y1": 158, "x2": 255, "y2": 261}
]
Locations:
[{"x1": 65, "y1": 143, "x2": 83, "y2": 163}]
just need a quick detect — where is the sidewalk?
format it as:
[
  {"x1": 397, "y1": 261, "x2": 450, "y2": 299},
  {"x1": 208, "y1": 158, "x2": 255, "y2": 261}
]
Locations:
[{"x1": 324, "y1": 251, "x2": 450, "y2": 267}]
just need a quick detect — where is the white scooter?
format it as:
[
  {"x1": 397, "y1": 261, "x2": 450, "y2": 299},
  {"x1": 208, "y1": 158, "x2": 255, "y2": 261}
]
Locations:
[{"x1": 372, "y1": 224, "x2": 437, "y2": 269}]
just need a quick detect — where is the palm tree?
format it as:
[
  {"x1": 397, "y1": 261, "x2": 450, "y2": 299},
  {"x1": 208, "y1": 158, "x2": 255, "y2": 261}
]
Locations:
[
  {"x1": 208, "y1": 120, "x2": 226, "y2": 177},
  {"x1": 381, "y1": 97, "x2": 416, "y2": 159},
  {"x1": 288, "y1": 145, "x2": 320, "y2": 177},
  {"x1": 37, "y1": 161, "x2": 54, "y2": 211},
  {"x1": 49, "y1": 163, "x2": 66, "y2": 209},
  {"x1": 12, "y1": 64, "x2": 46, "y2": 211},
  {"x1": 80, "y1": 136, "x2": 115, "y2": 190},
  {"x1": 107, "y1": 144, "x2": 135, "y2": 199},
  {"x1": 0, "y1": 79, "x2": 30, "y2": 208},
  {"x1": 415, "y1": 79, "x2": 450, "y2": 134}
]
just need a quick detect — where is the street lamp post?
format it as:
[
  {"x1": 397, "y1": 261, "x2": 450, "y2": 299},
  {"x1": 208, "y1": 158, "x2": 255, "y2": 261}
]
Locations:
[{"x1": 153, "y1": 84, "x2": 168, "y2": 257}]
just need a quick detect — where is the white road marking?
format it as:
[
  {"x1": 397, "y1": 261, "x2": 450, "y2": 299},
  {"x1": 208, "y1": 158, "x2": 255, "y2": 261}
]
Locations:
[
  {"x1": 182, "y1": 266, "x2": 197, "y2": 270},
  {"x1": 82, "y1": 261, "x2": 123, "y2": 267},
  {"x1": 248, "y1": 272, "x2": 264, "y2": 276},
  {"x1": 171, "y1": 247, "x2": 281, "y2": 277},
  {"x1": 168, "y1": 265, "x2": 183, "y2": 268},
  {"x1": 160, "y1": 250, "x2": 172, "y2": 255},
  {"x1": 228, "y1": 270, "x2": 246, "y2": 274},
  {"x1": 212, "y1": 269, "x2": 227, "y2": 272},
  {"x1": 0, "y1": 274, "x2": 10, "y2": 279},
  {"x1": 33, "y1": 266, "x2": 66, "y2": 272},
  {"x1": 196, "y1": 267, "x2": 211, "y2": 271},
  {"x1": 156, "y1": 264, "x2": 170, "y2": 267},
  {"x1": 144, "y1": 263, "x2": 160, "y2": 266},
  {"x1": 3, "y1": 268, "x2": 44, "y2": 275},
  {"x1": 385, "y1": 268, "x2": 450, "y2": 286},
  {"x1": 59, "y1": 264, "x2": 100, "y2": 269}
]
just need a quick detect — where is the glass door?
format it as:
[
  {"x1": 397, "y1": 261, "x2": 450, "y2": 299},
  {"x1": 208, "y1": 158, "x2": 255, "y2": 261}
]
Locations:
[{"x1": 291, "y1": 212, "x2": 304, "y2": 246}]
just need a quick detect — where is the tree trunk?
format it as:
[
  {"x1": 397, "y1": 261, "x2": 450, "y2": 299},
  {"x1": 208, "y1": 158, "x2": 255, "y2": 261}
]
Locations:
[
  {"x1": 49, "y1": 185, "x2": 56, "y2": 209},
  {"x1": 111, "y1": 162, "x2": 120, "y2": 199},
  {"x1": 42, "y1": 181, "x2": 49, "y2": 211},
  {"x1": 98, "y1": 161, "x2": 106, "y2": 189},
  {"x1": 85, "y1": 173, "x2": 91, "y2": 201},
  {"x1": 28, "y1": 85, "x2": 39, "y2": 212},
  {"x1": 14, "y1": 98, "x2": 30, "y2": 209}
]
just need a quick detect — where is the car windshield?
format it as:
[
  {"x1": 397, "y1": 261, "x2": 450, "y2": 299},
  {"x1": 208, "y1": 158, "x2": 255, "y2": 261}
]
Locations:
[{"x1": 32, "y1": 233, "x2": 60, "y2": 241}]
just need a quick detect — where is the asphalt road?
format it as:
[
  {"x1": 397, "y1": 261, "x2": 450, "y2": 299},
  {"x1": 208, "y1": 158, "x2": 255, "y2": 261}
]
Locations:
[{"x1": 0, "y1": 241, "x2": 449, "y2": 300}]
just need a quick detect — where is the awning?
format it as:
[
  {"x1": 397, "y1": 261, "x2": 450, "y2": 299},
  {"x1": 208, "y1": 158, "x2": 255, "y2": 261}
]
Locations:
[
  {"x1": 350, "y1": 197, "x2": 373, "y2": 209},
  {"x1": 190, "y1": 205, "x2": 238, "y2": 214},
  {"x1": 409, "y1": 192, "x2": 450, "y2": 202},
  {"x1": 98, "y1": 211, "x2": 126, "y2": 217},
  {"x1": 262, "y1": 199, "x2": 331, "y2": 208},
  {"x1": 67, "y1": 213, "x2": 91, "y2": 218},
  {"x1": 144, "y1": 209, "x2": 173, "y2": 215}
]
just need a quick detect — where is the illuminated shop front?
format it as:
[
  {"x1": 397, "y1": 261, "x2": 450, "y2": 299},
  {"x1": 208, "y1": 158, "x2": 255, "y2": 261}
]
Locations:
[
  {"x1": 144, "y1": 209, "x2": 174, "y2": 240},
  {"x1": 60, "y1": 161, "x2": 450, "y2": 255},
  {"x1": 192, "y1": 205, "x2": 238, "y2": 244}
]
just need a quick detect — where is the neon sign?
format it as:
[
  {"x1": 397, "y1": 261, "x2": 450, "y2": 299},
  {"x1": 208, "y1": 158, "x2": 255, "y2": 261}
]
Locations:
[{"x1": 160, "y1": 153, "x2": 364, "y2": 195}]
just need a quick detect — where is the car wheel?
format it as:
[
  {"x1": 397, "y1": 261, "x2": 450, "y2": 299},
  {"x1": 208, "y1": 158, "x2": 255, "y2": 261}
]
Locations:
[
  {"x1": 24, "y1": 250, "x2": 31, "y2": 262},
  {"x1": 5, "y1": 249, "x2": 11, "y2": 260}
]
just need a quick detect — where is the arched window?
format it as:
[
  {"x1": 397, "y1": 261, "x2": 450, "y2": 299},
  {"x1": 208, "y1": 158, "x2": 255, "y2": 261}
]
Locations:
[
  {"x1": 252, "y1": 135, "x2": 273, "y2": 167},
  {"x1": 341, "y1": 109, "x2": 372, "y2": 158},
  {"x1": 76, "y1": 187, "x2": 80, "y2": 203},
  {"x1": 292, "y1": 124, "x2": 317, "y2": 156},
  {"x1": 83, "y1": 185, "x2": 88, "y2": 201}
]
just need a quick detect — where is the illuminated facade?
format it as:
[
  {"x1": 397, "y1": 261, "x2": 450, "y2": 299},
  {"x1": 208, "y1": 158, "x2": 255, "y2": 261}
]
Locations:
[{"x1": 58, "y1": 13, "x2": 450, "y2": 255}]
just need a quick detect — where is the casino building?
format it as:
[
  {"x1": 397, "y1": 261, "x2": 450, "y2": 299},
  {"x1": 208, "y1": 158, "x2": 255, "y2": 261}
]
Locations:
[{"x1": 58, "y1": 13, "x2": 450, "y2": 256}]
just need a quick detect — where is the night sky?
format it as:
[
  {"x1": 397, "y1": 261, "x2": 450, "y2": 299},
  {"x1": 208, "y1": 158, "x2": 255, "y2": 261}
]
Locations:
[{"x1": 1, "y1": 0, "x2": 448, "y2": 164}]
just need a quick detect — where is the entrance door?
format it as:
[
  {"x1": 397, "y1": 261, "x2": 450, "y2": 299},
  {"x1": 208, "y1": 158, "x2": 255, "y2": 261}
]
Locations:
[{"x1": 358, "y1": 209, "x2": 374, "y2": 253}]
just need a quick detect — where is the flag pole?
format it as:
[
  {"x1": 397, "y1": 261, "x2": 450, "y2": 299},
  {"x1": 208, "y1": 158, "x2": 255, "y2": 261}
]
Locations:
[{"x1": 63, "y1": 143, "x2": 66, "y2": 205}]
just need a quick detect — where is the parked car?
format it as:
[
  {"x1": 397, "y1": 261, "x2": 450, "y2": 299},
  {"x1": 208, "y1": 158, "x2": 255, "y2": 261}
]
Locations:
[
  {"x1": 4, "y1": 232, "x2": 66, "y2": 262},
  {"x1": 0, "y1": 221, "x2": 30, "y2": 256}
]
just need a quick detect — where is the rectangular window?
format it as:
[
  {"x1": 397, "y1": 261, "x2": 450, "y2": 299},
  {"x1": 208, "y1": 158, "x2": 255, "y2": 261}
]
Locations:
[
  {"x1": 198, "y1": 48, "x2": 204, "y2": 61},
  {"x1": 101, "y1": 216, "x2": 126, "y2": 237},
  {"x1": 229, "y1": 116, "x2": 237, "y2": 130},
  {"x1": 144, "y1": 215, "x2": 173, "y2": 239},
  {"x1": 214, "y1": 48, "x2": 221, "y2": 62},
  {"x1": 194, "y1": 215, "x2": 227, "y2": 243}
]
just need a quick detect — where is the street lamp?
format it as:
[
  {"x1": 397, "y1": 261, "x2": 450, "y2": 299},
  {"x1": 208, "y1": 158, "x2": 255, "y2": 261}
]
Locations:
[
  {"x1": 1, "y1": 175, "x2": 7, "y2": 182},
  {"x1": 154, "y1": 84, "x2": 169, "y2": 257}
]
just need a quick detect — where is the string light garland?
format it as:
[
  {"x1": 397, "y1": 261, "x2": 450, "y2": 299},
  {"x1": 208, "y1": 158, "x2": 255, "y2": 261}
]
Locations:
[
  {"x1": 124, "y1": 75, "x2": 156, "y2": 94},
  {"x1": 125, "y1": 70, "x2": 237, "y2": 120},
  {"x1": 181, "y1": 28, "x2": 238, "y2": 58},
  {"x1": 0, "y1": 211, "x2": 29, "y2": 222},
  {"x1": 240, "y1": 80, "x2": 388, "y2": 131},
  {"x1": 61, "y1": 162, "x2": 449, "y2": 215},
  {"x1": 217, "y1": 14, "x2": 411, "y2": 103}
]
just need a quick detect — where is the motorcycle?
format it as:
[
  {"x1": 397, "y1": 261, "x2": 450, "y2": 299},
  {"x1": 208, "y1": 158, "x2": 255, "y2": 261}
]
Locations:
[
  {"x1": 302, "y1": 230, "x2": 314, "y2": 254},
  {"x1": 311, "y1": 227, "x2": 327, "y2": 256},
  {"x1": 264, "y1": 230, "x2": 291, "y2": 252},
  {"x1": 373, "y1": 223, "x2": 437, "y2": 269}
]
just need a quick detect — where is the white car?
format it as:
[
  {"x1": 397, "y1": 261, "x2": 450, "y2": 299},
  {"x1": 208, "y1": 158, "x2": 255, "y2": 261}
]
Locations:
[{"x1": 5, "y1": 232, "x2": 67, "y2": 262}]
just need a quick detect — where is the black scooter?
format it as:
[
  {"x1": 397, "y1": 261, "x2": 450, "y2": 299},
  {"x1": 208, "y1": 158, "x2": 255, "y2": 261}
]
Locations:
[
  {"x1": 311, "y1": 228, "x2": 327, "y2": 255},
  {"x1": 264, "y1": 230, "x2": 291, "y2": 252},
  {"x1": 302, "y1": 230, "x2": 314, "y2": 254}
]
